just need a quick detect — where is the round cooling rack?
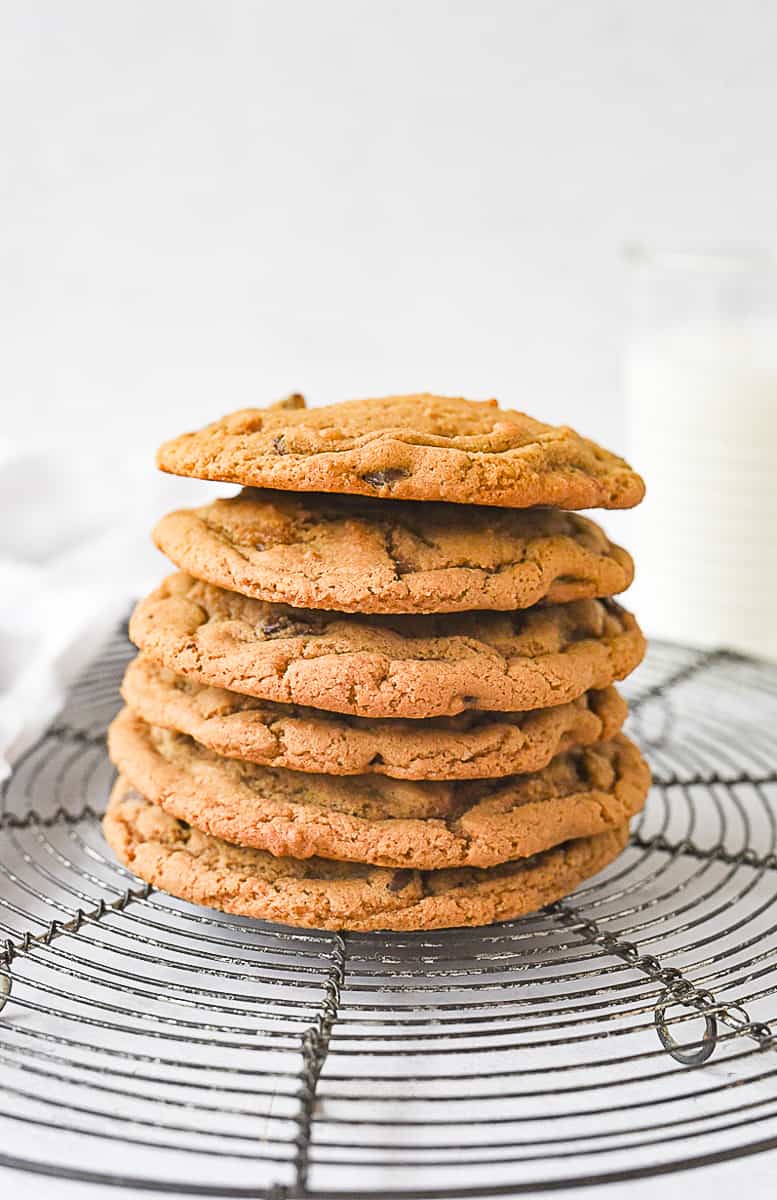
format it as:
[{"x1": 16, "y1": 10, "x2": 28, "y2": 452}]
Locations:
[{"x1": 1, "y1": 630, "x2": 777, "y2": 1197}]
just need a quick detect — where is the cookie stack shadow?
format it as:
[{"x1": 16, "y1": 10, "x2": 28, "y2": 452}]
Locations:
[{"x1": 105, "y1": 394, "x2": 650, "y2": 932}]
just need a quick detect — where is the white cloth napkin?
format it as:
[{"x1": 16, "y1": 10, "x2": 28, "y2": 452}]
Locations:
[{"x1": 0, "y1": 437, "x2": 225, "y2": 777}]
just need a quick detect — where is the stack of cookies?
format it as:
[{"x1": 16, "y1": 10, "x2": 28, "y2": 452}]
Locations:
[{"x1": 105, "y1": 394, "x2": 650, "y2": 932}]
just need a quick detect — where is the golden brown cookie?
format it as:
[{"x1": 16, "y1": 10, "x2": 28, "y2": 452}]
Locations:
[
  {"x1": 152, "y1": 489, "x2": 634, "y2": 614},
  {"x1": 103, "y1": 776, "x2": 631, "y2": 932},
  {"x1": 156, "y1": 394, "x2": 645, "y2": 510},
  {"x1": 122, "y1": 656, "x2": 628, "y2": 780},
  {"x1": 129, "y1": 574, "x2": 645, "y2": 719},
  {"x1": 108, "y1": 708, "x2": 650, "y2": 870}
]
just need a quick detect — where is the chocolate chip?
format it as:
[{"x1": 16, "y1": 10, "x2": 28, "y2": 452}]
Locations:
[
  {"x1": 177, "y1": 819, "x2": 191, "y2": 831},
  {"x1": 273, "y1": 434, "x2": 288, "y2": 455},
  {"x1": 391, "y1": 556, "x2": 415, "y2": 576},
  {"x1": 384, "y1": 527, "x2": 417, "y2": 577},
  {"x1": 360, "y1": 468, "x2": 409, "y2": 488},
  {"x1": 387, "y1": 868, "x2": 415, "y2": 893},
  {"x1": 369, "y1": 753, "x2": 384, "y2": 766},
  {"x1": 261, "y1": 615, "x2": 310, "y2": 638}
]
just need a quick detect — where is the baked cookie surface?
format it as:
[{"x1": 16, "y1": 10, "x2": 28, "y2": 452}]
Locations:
[
  {"x1": 153, "y1": 489, "x2": 634, "y2": 614},
  {"x1": 129, "y1": 574, "x2": 646, "y2": 718},
  {"x1": 103, "y1": 776, "x2": 631, "y2": 932},
  {"x1": 108, "y1": 708, "x2": 650, "y2": 870},
  {"x1": 156, "y1": 395, "x2": 645, "y2": 510},
  {"x1": 122, "y1": 656, "x2": 628, "y2": 779}
]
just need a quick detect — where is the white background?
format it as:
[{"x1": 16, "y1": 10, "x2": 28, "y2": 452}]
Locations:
[
  {"x1": 3, "y1": 0, "x2": 777, "y2": 460},
  {"x1": 4, "y1": 1160, "x2": 777, "y2": 1200},
  {"x1": 3, "y1": 2, "x2": 777, "y2": 1197}
]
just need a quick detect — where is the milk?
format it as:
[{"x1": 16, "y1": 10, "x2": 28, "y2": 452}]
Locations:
[{"x1": 627, "y1": 321, "x2": 777, "y2": 661}]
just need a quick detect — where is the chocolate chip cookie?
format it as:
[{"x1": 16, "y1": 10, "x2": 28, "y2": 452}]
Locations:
[
  {"x1": 153, "y1": 489, "x2": 633, "y2": 613},
  {"x1": 129, "y1": 574, "x2": 645, "y2": 718},
  {"x1": 104, "y1": 776, "x2": 631, "y2": 931},
  {"x1": 108, "y1": 707, "x2": 650, "y2": 870},
  {"x1": 156, "y1": 394, "x2": 645, "y2": 510},
  {"x1": 123, "y1": 655, "x2": 627, "y2": 779}
]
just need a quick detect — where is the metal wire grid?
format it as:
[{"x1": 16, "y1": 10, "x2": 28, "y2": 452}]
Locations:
[{"x1": 1, "y1": 633, "x2": 777, "y2": 1196}]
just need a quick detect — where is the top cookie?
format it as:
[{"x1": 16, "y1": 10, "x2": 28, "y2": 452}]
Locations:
[
  {"x1": 156, "y1": 394, "x2": 645, "y2": 510},
  {"x1": 153, "y1": 489, "x2": 634, "y2": 614}
]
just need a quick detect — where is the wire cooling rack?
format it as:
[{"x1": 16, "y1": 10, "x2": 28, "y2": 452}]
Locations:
[{"x1": 1, "y1": 631, "x2": 777, "y2": 1197}]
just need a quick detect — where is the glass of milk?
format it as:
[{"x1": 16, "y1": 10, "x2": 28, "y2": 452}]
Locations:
[{"x1": 625, "y1": 248, "x2": 777, "y2": 661}]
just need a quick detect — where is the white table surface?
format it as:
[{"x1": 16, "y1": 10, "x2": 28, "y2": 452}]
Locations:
[{"x1": 4, "y1": 1151, "x2": 777, "y2": 1200}]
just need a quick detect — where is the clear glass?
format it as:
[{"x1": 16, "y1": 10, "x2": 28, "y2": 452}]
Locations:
[{"x1": 625, "y1": 248, "x2": 777, "y2": 660}]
